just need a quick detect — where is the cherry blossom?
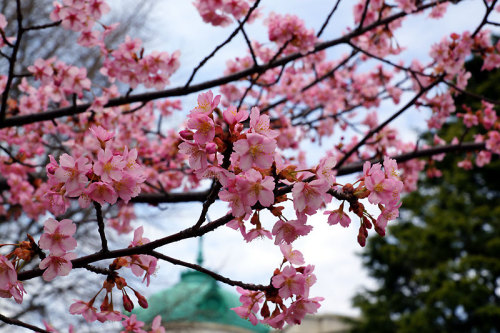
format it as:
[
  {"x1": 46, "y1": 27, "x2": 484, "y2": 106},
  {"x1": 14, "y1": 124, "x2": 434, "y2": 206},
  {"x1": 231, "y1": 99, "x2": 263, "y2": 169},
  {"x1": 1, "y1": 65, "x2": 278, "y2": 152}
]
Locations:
[
  {"x1": 233, "y1": 133, "x2": 277, "y2": 171},
  {"x1": 39, "y1": 218, "x2": 77, "y2": 255},
  {"x1": 39, "y1": 252, "x2": 77, "y2": 281}
]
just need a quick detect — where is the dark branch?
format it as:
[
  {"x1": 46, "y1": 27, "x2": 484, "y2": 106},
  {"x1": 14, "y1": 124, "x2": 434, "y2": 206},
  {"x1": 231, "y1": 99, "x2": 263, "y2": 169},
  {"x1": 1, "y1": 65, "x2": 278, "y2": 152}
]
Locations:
[
  {"x1": 0, "y1": 313, "x2": 49, "y2": 333},
  {"x1": 151, "y1": 251, "x2": 271, "y2": 292},
  {"x1": 184, "y1": 0, "x2": 261, "y2": 87},
  {"x1": 0, "y1": 1, "x2": 441, "y2": 129},
  {"x1": 317, "y1": 0, "x2": 343, "y2": 37},
  {"x1": 94, "y1": 202, "x2": 109, "y2": 253},
  {"x1": 335, "y1": 76, "x2": 442, "y2": 169}
]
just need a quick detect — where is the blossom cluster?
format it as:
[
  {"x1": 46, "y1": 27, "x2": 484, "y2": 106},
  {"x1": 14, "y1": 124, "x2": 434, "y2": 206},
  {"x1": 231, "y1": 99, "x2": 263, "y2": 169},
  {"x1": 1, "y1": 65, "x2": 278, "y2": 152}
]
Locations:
[
  {"x1": 3, "y1": 0, "x2": 500, "y2": 331},
  {"x1": 68, "y1": 226, "x2": 157, "y2": 326},
  {"x1": 24, "y1": 57, "x2": 91, "y2": 113},
  {"x1": 38, "y1": 218, "x2": 78, "y2": 281},
  {"x1": 0, "y1": 254, "x2": 25, "y2": 304},
  {"x1": 267, "y1": 12, "x2": 317, "y2": 55},
  {"x1": 177, "y1": 90, "x2": 407, "y2": 327},
  {"x1": 232, "y1": 243, "x2": 322, "y2": 329},
  {"x1": 193, "y1": 0, "x2": 255, "y2": 27},
  {"x1": 44, "y1": 126, "x2": 146, "y2": 216},
  {"x1": 51, "y1": 0, "x2": 180, "y2": 90}
]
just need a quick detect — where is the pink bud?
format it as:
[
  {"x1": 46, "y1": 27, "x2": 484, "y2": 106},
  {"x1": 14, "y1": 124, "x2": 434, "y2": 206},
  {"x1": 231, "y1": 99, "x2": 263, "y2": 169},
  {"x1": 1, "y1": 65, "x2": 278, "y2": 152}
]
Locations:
[
  {"x1": 375, "y1": 225, "x2": 385, "y2": 236},
  {"x1": 47, "y1": 165, "x2": 57, "y2": 175},
  {"x1": 134, "y1": 290, "x2": 148, "y2": 309},
  {"x1": 179, "y1": 129, "x2": 194, "y2": 141},
  {"x1": 234, "y1": 123, "x2": 244, "y2": 133},
  {"x1": 205, "y1": 142, "x2": 217, "y2": 154},
  {"x1": 123, "y1": 293, "x2": 134, "y2": 312}
]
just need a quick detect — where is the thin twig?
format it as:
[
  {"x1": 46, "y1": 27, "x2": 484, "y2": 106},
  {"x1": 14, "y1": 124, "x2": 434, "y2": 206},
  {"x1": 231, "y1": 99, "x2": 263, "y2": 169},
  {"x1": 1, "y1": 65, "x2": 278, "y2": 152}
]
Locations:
[
  {"x1": 0, "y1": 0, "x2": 24, "y2": 121},
  {"x1": 151, "y1": 251, "x2": 272, "y2": 292},
  {"x1": 335, "y1": 76, "x2": 443, "y2": 169},
  {"x1": 0, "y1": 313, "x2": 49, "y2": 333},
  {"x1": 317, "y1": 0, "x2": 343, "y2": 37},
  {"x1": 25, "y1": 20, "x2": 61, "y2": 31},
  {"x1": 184, "y1": 0, "x2": 261, "y2": 87}
]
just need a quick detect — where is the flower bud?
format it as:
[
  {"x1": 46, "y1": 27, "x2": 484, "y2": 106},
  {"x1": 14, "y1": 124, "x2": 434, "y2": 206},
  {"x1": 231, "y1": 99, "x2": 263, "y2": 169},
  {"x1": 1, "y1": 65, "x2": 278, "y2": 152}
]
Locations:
[
  {"x1": 179, "y1": 130, "x2": 194, "y2": 141},
  {"x1": 100, "y1": 294, "x2": 110, "y2": 311},
  {"x1": 134, "y1": 290, "x2": 148, "y2": 309},
  {"x1": 205, "y1": 142, "x2": 217, "y2": 154},
  {"x1": 234, "y1": 123, "x2": 244, "y2": 133},
  {"x1": 260, "y1": 302, "x2": 270, "y2": 318},
  {"x1": 357, "y1": 234, "x2": 366, "y2": 247},
  {"x1": 363, "y1": 216, "x2": 372, "y2": 229},
  {"x1": 122, "y1": 293, "x2": 134, "y2": 312},
  {"x1": 375, "y1": 225, "x2": 386, "y2": 237}
]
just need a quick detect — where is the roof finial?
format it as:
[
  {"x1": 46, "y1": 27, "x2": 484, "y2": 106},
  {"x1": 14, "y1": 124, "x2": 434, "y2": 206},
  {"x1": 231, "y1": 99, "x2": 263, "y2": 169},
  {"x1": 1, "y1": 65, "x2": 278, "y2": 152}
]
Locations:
[{"x1": 196, "y1": 236, "x2": 204, "y2": 266}]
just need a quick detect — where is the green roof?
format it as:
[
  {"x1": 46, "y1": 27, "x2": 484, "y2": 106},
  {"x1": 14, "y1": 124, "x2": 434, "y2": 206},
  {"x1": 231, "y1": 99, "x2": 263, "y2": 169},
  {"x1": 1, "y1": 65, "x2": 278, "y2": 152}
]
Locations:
[
  {"x1": 132, "y1": 248, "x2": 269, "y2": 333},
  {"x1": 133, "y1": 270, "x2": 269, "y2": 332}
]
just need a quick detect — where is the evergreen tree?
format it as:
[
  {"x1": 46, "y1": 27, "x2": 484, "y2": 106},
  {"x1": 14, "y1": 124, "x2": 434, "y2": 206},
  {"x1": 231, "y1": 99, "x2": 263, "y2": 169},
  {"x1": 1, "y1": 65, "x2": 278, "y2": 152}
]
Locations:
[{"x1": 351, "y1": 58, "x2": 500, "y2": 333}]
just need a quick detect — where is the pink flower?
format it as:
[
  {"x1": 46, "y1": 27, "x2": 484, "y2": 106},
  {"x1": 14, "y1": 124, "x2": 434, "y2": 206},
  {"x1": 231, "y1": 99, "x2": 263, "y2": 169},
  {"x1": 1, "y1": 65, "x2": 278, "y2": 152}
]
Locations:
[
  {"x1": 113, "y1": 174, "x2": 138, "y2": 203},
  {"x1": 292, "y1": 179, "x2": 330, "y2": 215},
  {"x1": 53, "y1": 154, "x2": 91, "y2": 197},
  {"x1": 263, "y1": 310, "x2": 287, "y2": 329},
  {"x1": 96, "y1": 309, "x2": 123, "y2": 323},
  {"x1": 486, "y1": 131, "x2": 500, "y2": 154},
  {"x1": 376, "y1": 202, "x2": 402, "y2": 234},
  {"x1": 69, "y1": 300, "x2": 98, "y2": 322},
  {"x1": 86, "y1": 181, "x2": 118, "y2": 205},
  {"x1": 272, "y1": 265, "x2": 306, "y2": 299},
  {"x1": 39, "y1": 252, "x2": 77, "y2": 281},
  {"x1": 130, "y1": 226, "x2": 150, "y2": 246},
  {"x1": 187, "y1": 113, "x2": 215, "y2": 145},
  {"x1": 244, "y1": 227, "x2": 272, "y2": 242},
  {"x1": 179, "y1": 141, "x2": 215, "y2": 171},
  {"x1": 121, "y1": 314, "x2": 146, "y2": 333},
  {"x1": 249, "y1": 107, "x2": 279, "y2": 138},
  {"x1": 223, "y1": 105, "x2": 248, "y2": 126},
  {"x1": 150, "y1": 315, "x2": 165, "y2": 333},
  {"x1": 285, "y1": 297, "x2": 323, "y2": 325},
  {"x1": 238, "y1": 169, "x2": 275, "y2": 207},
  {"x1": 324, "y1": 206, "x2": 351, "y2": 228},
  {"x1": 272, "y1": 214, "x2": 312, "y2": 244},
  {"x1": 315, "y1": 157, "x2": 337, "y2": 186},
  {"x1": 383, "y1": 157, "x2": 400, "y2": 181},
  {"x1": 90, "y1": 125, "x2": 114, "y2": 144},
  {"x1": 43, "y1": 190, "x2": 70, "y2": 216},
  {"x1": 0, "y1": 280, "x2": 26, "y2": 304},
  {"x1": 364, "y1": 161, "x2": 403, "y2": 205},
  {"x1": 280, "y1": 244, "x2": 305, "y2": 265},
  {"x1": 191, "y1": 90, "x2": 221, "y2": 115},
  {"x1": 233, "y1": 133, "x2": 276, "y2": 171},
  {"x1": 94, "y1": 148, "x2": 126, "y2": 183},
  {"x1": 39, "y1": 218, "x2": 77, "y2": 255},
  {"x1": 231, "y1": 288, "x2": 264, "y2": 326},
  {"x1": 0, "y1": 255, "x2": 17, "y2": 290}
]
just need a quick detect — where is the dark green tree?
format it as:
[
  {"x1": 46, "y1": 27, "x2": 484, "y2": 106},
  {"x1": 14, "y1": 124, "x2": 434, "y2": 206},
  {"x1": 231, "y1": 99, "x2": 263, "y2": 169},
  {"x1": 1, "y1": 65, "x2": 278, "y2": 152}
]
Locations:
[{"x1": 351, "y1": 58, "x2": 500, "y2": 333}]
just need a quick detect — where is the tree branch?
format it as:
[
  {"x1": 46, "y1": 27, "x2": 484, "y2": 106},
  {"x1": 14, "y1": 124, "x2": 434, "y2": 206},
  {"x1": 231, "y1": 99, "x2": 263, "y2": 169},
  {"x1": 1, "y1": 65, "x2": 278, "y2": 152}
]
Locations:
[
  {"x1": 335, "y1": 76, "x2": 443, "y2": 169},
  {"x1": 151, "y1": 251, "x2": 272, "y2": 292},
  {"x1": 0, "y1": 313, "x2": 49, "y2": 333},
  {"x1": 0, "y1": 0, "x2": 442, "y2": 129},
  {"x1": 94, "y1": 202, "x2": 109, "y2": 253},
  {"x1": 184, "y1": 0, "x2": 261, "y2": 87}
]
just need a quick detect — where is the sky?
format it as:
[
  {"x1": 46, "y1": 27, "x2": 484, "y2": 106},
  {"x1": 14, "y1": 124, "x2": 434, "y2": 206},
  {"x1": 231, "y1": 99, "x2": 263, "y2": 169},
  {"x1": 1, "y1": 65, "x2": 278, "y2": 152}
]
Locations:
[{"x1": 117, "y1": 0, "x2": 500, "y2": 318}]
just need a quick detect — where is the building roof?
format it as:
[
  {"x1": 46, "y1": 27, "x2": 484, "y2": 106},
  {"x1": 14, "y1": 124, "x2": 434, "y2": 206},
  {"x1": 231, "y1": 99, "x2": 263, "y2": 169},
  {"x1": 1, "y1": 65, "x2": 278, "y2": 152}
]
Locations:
[{"x1": 132, "y1": 238, "x2": 269, "y2": 332}]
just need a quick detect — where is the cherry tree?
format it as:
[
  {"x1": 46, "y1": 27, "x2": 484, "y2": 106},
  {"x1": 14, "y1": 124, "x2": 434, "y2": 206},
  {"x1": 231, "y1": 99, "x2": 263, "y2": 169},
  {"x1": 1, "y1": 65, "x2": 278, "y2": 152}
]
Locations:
[{"x1": 0, "y1": 0, "x2": 499, "y2": 331}]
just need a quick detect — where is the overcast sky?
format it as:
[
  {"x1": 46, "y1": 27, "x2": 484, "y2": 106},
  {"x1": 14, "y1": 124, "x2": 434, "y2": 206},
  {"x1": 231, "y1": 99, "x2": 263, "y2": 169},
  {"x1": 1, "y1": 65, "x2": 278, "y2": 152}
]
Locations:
[{"x1": 122, "y1": 0, "x2": 500, "y2": 317}]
